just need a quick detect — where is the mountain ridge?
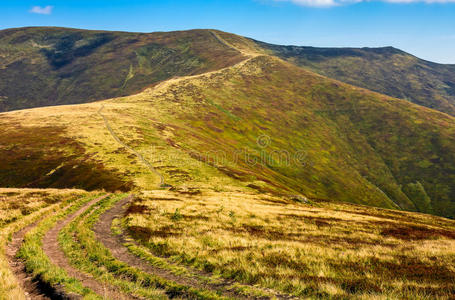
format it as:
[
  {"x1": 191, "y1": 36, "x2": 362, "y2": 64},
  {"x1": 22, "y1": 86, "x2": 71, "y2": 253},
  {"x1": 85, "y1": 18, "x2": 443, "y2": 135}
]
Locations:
[
  {"x1": 256, "y1": 39, "x2": 455, "y2": 116},
  {"x1": 1, "y1": 27, "x2": 455, "y2": 218},
  {"x1": 2, "y1": 26, "x2": 455, "y2": 115}
]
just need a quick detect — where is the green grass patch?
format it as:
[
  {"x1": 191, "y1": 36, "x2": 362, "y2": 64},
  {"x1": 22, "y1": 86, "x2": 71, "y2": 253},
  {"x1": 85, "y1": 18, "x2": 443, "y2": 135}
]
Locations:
[
  {"x1": 59, "y1": 194, "x2": 226, "y2": 299},
  {"x1": 17, "y1": 194, "x2": 103, "y2": 299}
]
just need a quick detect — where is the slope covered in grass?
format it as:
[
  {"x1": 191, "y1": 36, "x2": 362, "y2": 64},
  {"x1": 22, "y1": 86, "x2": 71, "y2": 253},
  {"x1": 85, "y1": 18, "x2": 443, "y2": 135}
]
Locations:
[
  {"x1": 0, "y1": 27, "x2": 245, "y2": 112},
  {"x1": 124, "y1": 189, "x2": 455, "y2": 299},
  {"x1": 109, "y1": 54, "x2": 455, "y2": 217},
  {"x1": 257, "y1": 41, "x2": 455, "y2": 116},
  {"x1": 2, "y1": 50, "x2": 455, "y2": 217}
]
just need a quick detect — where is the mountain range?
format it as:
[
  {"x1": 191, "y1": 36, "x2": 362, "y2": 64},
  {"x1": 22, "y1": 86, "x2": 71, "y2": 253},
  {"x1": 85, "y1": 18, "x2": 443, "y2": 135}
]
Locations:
[{"x1": 1, "y1": 27, "x2": 455, "y2": 218}]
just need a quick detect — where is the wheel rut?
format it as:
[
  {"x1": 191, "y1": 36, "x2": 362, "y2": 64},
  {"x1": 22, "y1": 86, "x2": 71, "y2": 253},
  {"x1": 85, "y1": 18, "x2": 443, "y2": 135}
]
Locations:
[
  {"x1": 7, "y1": 216, "x2": 53, "y2": 300},
  {"x1": 94, "y1": 195, "x2": 246, "y2": 298},
  {"x1": 95, "y1": 195, "x2": 296, "y2": 299},
  {"x1": 41, "y1": 195, "x2": 135, "y2": 300}
]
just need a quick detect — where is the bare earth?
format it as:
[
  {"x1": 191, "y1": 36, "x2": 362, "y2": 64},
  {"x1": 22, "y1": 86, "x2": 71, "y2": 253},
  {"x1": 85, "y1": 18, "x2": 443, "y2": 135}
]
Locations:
[
  {"x1": 41, "y1": 195, "x2": 134, "y2": 300},
  {"x1": 6, "y1": 218, "x2": 51, "y2": 300}
]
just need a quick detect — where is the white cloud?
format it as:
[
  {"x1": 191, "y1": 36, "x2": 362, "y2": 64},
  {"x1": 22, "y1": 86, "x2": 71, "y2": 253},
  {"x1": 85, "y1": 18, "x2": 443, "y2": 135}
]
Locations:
[
  {"x1": 29, "y1": 5, "x2": 54, "y2": 15},
  {"x1": 286, "y1": 0, "x2": 337, "y2": 6},
  {"x1": 276, "y1": 0, "x2": 455, "y2": 7}
]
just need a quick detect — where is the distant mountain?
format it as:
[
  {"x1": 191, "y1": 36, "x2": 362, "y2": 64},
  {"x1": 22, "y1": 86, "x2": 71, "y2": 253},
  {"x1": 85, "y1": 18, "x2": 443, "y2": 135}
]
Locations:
[
  {"x1": 2, "y1": 27, "x2": 455, "y2": 300},
  {"x1": 0, "y1": 27, "x2": 244, "y2": 112},
  {"x1": 1, "y1": 27, "x2": 455, "y2": 218},
  {"x1": 3, "y1": 27, "x2": 455, "y2": 116},
  {"x1": 257, "y1": 41, "x2": 455, "y2": 116}
]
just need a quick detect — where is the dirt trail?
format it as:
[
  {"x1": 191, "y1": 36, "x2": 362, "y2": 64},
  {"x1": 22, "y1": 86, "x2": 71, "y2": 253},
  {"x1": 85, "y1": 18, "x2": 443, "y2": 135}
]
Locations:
[
  {"x1": 209, "y1": 30, "x2": 243, "y2": 55},
  {"x1": 7, "y1": 218, "x2": 53, "y2": 300},
  {"x1": 94, "y1": 195, "x2": 249, "y2": 298},
  {"x1": 97, "y1": 105, "x2": 165, "y2": 187},
  {"x1": 94, "y1": 195, "x2": 297, "y2": 299},
  {"x1": 42, "y1": 195, "x2": 136, "y2": 300}
]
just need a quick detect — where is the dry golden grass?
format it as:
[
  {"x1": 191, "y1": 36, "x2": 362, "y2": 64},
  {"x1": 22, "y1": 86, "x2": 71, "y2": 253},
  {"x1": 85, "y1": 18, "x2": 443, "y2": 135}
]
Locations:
[
  {"x1": 125, "y1": 189, "x2": 455, "y2": 299},
  {"x1": 1, "y1": 30, "x2": 455, "y2": 300}
]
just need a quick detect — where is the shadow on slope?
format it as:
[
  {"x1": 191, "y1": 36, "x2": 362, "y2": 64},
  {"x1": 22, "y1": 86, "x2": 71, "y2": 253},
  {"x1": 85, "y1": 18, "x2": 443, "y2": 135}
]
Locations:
[{"x1": 0, "y1": 121, "x2": 133, "y2": 192}]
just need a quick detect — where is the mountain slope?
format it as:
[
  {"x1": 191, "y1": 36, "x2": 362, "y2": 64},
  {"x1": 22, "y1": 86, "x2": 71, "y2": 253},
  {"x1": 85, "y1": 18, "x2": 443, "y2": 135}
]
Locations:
[
  {"x1": 4, "y1": 26, "x2": 455, "y2": 118},
  {"x1": 0, "y1": 27, "x2": 244, "y2": 112},
  {"x1": 123, "y1": 53, "x2": 455, "y2": 217},
  {"x1": 1, "y1": 28, "x2": 455, "y2": 300},
  {"x1": 1, "y1": 44, "x2": 455, "y2": 218},
  {"x1": 257, "y1": 41, "x2": 455, "y2": 116}
]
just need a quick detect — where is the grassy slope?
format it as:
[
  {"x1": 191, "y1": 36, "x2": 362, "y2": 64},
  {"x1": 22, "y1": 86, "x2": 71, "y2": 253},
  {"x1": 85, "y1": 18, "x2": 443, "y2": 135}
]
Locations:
[
  {"x1": 1, "y1": 31, "x2": 455, "y2": 217},
  {"x1": 125, "y1": 189, "x2": 455, "y2": 298},
  {"x1": 106, "y1": 48, "x2": 455, "y2": 217},
  {"x1": 2, "y1": 50, "x2": 455, "y2": 217},
  {"x1": 257, "y1": 41, "x2": 455, "y2": 116},
  {"x1": 0, "y1": 27, "x2": 244, "y2": 112}
]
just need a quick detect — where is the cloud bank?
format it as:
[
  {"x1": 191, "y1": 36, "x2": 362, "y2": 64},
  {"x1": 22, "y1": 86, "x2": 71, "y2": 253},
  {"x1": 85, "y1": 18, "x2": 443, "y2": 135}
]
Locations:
[
  {"x1": 29, "y1": 5, "x2": 54, "y2": 15},
  {"x1": 277, "y1": 0, "x2": 455, "y2": 7}
]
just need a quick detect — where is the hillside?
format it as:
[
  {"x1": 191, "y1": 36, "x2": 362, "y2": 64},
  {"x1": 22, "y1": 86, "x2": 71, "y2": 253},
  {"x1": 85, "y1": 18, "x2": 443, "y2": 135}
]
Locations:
[
  {"x1": 2, "y1": 188, "x2": 454, "y2": 299},
  {"x1": 0, "y1": 27, "x2": 244, "y2": 112},
  {"x1": 1, "y1": 28, "x2": 455, "y2": 299},
  {"x1": 3, "y1": 26, "x2": 455, "y2": 118},
  {"x1": 257, "y1": 41, "x2": 455, "y2": 116},
  {"x1": 1, "y1": 35, "x2": 455, "y2": 218}
]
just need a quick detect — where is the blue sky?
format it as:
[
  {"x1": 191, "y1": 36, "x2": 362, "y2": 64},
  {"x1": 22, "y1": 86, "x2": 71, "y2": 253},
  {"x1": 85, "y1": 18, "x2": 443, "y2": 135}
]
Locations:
[{"x1": 1, "y1": 0, "x2": 455, "y2": 63}]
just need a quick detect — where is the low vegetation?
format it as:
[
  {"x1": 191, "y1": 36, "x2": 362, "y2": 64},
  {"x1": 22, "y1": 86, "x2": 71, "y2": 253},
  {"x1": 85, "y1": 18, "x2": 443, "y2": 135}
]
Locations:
[
  {"x1": 0, "y1": 188, "x2": 91, "y2": 299},
  {"x1": 258, "y1": 40, "x2": 455, "y2": 116},
  {"x1": 125, "y1": 189, "x2": 455, "y2": 299}
]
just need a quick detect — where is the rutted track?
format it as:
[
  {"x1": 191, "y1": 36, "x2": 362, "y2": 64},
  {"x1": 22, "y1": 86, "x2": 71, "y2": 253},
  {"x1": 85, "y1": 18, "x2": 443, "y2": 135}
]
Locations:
[
  {"x1": 94, "y1": 195, "x2": 297, "y2": 300},
  {"x1": 93, "y1": 195, "x2": 250, "y2": 299},
  {"x1": 41, "y1": 195, "x2": 133, "y2": 299},
  {"x1": 7, "y1": 218, "x2": 52, "y2": 300}
]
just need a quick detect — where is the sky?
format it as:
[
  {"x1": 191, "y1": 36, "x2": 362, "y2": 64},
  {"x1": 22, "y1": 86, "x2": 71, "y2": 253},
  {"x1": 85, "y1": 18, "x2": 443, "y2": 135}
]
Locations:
[{"x1": 1, "y1": 0, "x2": 455, "y2": 63}]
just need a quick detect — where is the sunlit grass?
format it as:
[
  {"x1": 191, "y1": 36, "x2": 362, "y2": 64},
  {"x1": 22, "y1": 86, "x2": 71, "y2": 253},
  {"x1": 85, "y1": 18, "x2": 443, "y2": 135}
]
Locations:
[
  {"x1": 18, "y1": 194, "x2": 101, "y2": 299},
  {"x1": 59, "y1": 194, "x2": 168, "y2": 299},
  {"x1": 60, "y1": 193, "x2": 226, "y2": 299},
  {"x1": 125, "y1": 189, "x2": 455, "y2": 299},
  {"x1": 0, "y1": 188, "x2": 90, "y2": 299}
]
